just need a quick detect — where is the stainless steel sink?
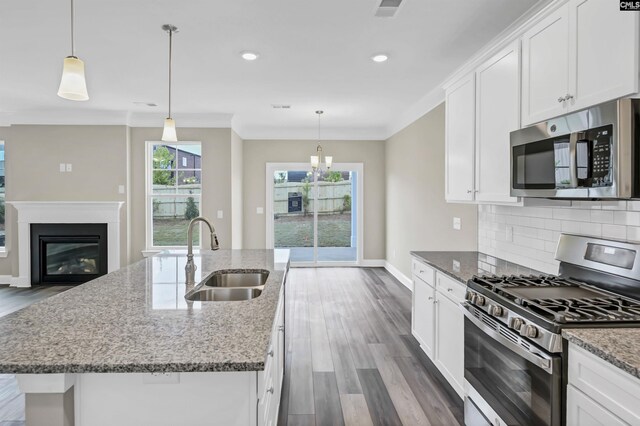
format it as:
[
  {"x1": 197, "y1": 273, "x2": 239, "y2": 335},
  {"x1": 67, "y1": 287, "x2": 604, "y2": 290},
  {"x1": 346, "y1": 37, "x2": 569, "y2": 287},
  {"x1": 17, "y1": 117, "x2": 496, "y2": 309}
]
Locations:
[
  {"x1": 185, "y1": 287, "x2": 263, "y2": 302},
  {"x1": 203, "y1": 270, "x2": 269, "y2": 288}
]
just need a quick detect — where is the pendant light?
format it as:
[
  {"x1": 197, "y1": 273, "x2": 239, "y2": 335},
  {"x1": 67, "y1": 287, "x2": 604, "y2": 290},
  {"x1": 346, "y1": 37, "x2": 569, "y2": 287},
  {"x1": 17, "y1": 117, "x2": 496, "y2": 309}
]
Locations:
[
  {"x1": 57, "y1": 0, "x2": 89, "y2": 101},
  {"x1": 161, "y1": 24, "x2": 179, "y2": 142},
  {"x1": 311, "y1": 110, "x2": 332, "y2": 173}
]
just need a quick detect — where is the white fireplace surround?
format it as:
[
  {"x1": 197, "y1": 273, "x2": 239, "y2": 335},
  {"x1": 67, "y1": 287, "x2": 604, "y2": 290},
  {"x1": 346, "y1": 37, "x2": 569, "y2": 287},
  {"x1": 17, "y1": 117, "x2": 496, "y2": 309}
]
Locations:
[{"x1": 9, "y1": 201, "x2": 124, "y2": 288}]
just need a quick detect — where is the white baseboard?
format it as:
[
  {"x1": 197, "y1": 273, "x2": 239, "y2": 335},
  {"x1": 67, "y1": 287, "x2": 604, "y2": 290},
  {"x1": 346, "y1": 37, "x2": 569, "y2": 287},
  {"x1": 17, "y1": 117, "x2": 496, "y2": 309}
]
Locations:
[
  {"x1": 0, "y1": 275, "x2": 13, "y2": 285},
  {"x1": 360, "y1": 259, "x2": 386, "y2": 267},
  {"x1": 384, "y1": 261, "x2": 413, "y2": 292},
  {"x1": 11, "y1": 276, "x2": 30, "y2": 288}
]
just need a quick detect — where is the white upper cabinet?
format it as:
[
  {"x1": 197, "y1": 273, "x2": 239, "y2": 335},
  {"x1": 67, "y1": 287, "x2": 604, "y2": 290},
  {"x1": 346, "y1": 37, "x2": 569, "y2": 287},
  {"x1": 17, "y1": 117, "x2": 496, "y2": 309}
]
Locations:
[
  {"x1": 521, "y1": 5, "x2": 570, "y2": 126},
  {"x1": 445, "y1": 73, "x2": 475, "y2": 202},
  {"x1": 475, "y1": 40, "x2": 521, "y2": 204},
  {"x1": 568, "y1": 0, "x2": 639, "y2": 112},
  {"x1": 522, "y1": 0, "x2": 639, "y2": 126}
]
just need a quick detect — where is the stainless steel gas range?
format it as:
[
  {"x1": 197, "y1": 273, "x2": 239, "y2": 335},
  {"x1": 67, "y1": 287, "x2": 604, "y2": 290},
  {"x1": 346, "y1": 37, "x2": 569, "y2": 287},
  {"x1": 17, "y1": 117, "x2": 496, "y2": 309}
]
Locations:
[{"x1": 463, "y1": 234, "x2": 640, "y2": 426}]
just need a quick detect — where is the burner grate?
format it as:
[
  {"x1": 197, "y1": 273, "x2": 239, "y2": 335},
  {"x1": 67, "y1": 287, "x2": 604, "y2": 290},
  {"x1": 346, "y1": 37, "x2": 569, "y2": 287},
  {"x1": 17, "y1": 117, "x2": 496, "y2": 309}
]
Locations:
[{"x1": 470, "y1": 274, "x2": 640, "y2": 324}]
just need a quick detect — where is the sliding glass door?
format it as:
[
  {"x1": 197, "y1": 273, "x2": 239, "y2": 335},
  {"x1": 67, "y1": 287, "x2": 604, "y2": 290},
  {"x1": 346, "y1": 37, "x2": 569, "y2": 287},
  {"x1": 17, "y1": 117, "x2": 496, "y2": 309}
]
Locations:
[{"x1": 267, "y1": 163, "x2": 362, "y2": 265}]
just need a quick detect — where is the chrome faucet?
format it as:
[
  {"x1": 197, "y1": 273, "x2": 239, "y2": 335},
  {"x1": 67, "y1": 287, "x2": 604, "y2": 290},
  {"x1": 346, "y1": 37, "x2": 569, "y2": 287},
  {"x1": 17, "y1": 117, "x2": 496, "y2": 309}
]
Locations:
[{"x1": 185, "y1": 216, "x2": 219, "y2": 285}]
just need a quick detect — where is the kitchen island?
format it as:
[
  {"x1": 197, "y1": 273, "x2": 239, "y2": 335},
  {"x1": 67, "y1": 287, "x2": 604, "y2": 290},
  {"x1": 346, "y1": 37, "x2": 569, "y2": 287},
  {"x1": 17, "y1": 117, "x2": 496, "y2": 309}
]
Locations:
[{"x1": 0, "y1": 249, "x2": 289, "y2": 426}]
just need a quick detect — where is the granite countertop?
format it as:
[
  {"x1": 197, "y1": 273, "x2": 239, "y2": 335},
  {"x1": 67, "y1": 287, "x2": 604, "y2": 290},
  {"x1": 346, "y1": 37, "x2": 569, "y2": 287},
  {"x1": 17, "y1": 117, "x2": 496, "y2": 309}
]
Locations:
[
  {"x1": 410, "y1": 251, "x2": 542, "y2": 283},
  {"x1": 0, "y1": 250, "x2": 289, "y2": 374},
  {"x1": 563, "y1": 328, "x2": 640, "y2": 379}
]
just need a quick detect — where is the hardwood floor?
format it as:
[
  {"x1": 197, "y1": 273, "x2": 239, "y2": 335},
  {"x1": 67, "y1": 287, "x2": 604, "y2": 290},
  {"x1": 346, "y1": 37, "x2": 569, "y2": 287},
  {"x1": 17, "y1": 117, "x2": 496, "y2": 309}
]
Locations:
[
  {"x1": 0, "y1": 284, "x2": 73, "y2": 424},
  {"x1": 277, "y1": 268, "x2": 464, "y2": 426}
]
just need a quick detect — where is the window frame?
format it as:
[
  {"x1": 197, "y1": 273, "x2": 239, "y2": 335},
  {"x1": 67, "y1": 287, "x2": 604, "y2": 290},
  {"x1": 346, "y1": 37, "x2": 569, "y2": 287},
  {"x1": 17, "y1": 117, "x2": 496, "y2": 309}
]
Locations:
[
  {"x1": 0, "y1": 140, "x2": 6, "y2": 255},
  {"x1": 145, "y1": 140, "x2": 202, "y2": 251}
]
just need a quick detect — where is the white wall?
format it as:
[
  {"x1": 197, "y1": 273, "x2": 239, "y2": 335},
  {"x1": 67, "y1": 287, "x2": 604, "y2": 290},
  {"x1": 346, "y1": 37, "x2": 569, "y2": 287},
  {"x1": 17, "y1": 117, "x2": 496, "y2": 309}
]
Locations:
[{"x1": 478, "y1": 200, "x2": 640, "y2": 274}]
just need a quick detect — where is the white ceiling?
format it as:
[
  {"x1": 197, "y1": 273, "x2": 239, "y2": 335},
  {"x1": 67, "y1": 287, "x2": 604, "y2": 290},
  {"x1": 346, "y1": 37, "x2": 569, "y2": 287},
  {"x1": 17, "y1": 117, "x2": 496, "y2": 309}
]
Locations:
[{"x1": 1, "y1": 0, "x2": 540, "y2": 139}]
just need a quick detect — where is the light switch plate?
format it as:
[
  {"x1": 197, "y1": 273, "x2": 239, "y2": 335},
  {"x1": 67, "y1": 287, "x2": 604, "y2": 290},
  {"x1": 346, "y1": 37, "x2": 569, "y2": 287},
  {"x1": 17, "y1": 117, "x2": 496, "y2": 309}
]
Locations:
[
  {"x1": 118, "y1": 185, "x2": 125, "y2": 194},
  {"x1": 256, "y1": 207, "x2": 264, "y2": 215},
  {"x1": 217, "y1": 210, "x2": 223, "y2": 219},
  {"x1": 65, "y1": 163, "x2": 72, "y2": 172},
  {"x1": 453, "y1": 217, "x2": 461, "y2": 230},
  {"x1": 59, "y1": 163, "x2": 66, "y2": 173}
]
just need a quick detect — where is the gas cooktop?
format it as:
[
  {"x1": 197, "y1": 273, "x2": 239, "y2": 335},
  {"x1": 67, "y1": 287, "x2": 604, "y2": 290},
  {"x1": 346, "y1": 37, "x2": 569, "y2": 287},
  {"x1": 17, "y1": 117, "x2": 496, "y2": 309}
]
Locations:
[{"x1": 470, "y1": 275, "x2": 640, "y2": 325}]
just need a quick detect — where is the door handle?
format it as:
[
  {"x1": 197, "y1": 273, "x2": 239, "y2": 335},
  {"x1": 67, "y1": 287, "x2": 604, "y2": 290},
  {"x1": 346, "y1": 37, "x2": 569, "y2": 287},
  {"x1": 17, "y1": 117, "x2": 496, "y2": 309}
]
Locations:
[
  {"x1": 557, "y1": 96, "x2": 566, "y2": 103},
  {"x1": 569, "y1": 132, "x2": 578, "y2": 188}
]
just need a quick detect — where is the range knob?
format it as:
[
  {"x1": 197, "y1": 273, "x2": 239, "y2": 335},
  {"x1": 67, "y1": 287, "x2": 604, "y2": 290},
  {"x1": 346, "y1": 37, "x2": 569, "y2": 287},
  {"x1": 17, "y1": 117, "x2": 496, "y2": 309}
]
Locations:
[
  {"x1": 487, "y1": 304, "x2": 503, "y2": 317},
  {"x1": 508, "y1": 317, "x2": 524, "y2": 331},
  {"x1": 475, "y1": 295, "x2": 486, "y2": 307},
  {"x1": 520, "y1": 324, "x2": 539, "y2": 339},
  {"x1": 466, "y1": 291, "x2": 475, "y2": 302}
]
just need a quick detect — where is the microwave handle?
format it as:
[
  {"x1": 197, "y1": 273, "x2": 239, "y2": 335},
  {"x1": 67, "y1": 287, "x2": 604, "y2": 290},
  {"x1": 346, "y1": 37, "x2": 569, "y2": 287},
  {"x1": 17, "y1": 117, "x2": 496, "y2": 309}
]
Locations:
[{"x1": 569, "y1": 132, "x2": 579, "y2": 188}]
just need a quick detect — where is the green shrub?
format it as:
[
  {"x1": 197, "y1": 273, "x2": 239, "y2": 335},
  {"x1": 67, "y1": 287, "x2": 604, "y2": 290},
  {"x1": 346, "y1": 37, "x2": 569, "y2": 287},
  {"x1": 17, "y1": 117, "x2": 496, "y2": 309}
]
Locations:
[{"x1": 184, "y1": 196, "x2": 199, "y2": 220}]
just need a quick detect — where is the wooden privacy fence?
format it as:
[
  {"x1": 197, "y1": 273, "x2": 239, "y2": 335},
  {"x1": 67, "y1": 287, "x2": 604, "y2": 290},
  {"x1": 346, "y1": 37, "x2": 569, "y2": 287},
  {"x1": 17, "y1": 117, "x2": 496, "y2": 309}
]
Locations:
[{"x1": 273, "y1": 181, "x2": 352, "y2": 215}]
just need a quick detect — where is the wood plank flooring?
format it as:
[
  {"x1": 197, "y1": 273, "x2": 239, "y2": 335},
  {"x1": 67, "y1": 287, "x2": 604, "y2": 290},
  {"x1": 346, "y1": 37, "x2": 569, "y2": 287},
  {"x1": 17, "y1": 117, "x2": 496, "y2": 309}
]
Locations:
[
  {"x1": 278, "y1": 268, "x2": 463, "y2": 426},
  {"x1": 0, "y1": 284, "x2": 73, "y2": 425}
]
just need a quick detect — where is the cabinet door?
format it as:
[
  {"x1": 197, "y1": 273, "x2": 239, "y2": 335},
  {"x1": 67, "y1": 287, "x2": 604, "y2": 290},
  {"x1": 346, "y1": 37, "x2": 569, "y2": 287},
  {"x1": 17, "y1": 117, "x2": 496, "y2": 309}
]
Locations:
[
  {"x1": 568, "y1": 0, "x2": 639, "y2": 112},
  {"x1": 445, "y1": 73, "x2": 476, "y2": 202},
  {"x1": 475, "y1": 40, "x2": 521, "y2": 204},
  {"x1": 521, "y1": 4, "x2": 570, "y2": 126},
  {"x1": 412, "y1": 277, "x2": 435, "y2": 359},
  {"x1": 567, "y1": 385, "x2": 627, "y2": 426},
  {"x1": 435, "y1": 293, "x2": 464, "y2": 398}
]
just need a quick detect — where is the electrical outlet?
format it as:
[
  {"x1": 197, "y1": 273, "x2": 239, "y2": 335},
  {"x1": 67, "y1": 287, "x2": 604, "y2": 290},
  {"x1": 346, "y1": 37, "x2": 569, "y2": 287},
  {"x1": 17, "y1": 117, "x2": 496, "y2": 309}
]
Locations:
[
  {"x1": 59, "y1": 163, "x2": 66, "y2": 173},
  {"x1": 66, "y1": 163, "x2": 72, "y2": 172},
  {"x1": 118, "y1": 185, "x2": 125, "y2": 194},
  {"x1": 217, "y1": 210, "x2": 223, "y2": 219},
  {"x1": 256, "y1": 207, "x2": 264, "y2": 215},
  {"x1": 143, "y1": 372, "x2": 180, "y2": 385},
  {"x1": 453, "y1": 217, "x2": 461, "y2": 230},
  {"x1": 453, "y1": 260, "x2": 461, "y2": 273}
]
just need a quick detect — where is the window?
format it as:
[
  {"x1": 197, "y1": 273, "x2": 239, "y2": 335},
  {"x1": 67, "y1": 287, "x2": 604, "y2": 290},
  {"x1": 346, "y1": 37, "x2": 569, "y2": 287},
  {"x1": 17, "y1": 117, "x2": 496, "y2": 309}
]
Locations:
[
  {"x1": 146, "y1": 142, "x2": 202, "y2": 248},
  {"x1": 0, "y1": 142, "x2": 4, "y2": 249}
]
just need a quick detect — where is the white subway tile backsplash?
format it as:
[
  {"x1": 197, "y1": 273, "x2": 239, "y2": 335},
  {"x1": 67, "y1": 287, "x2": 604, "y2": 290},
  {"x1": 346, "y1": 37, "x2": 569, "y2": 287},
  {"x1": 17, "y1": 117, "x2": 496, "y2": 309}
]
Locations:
[{"x1": 478, "y1": 200, "x2": 640, "y2": 274}]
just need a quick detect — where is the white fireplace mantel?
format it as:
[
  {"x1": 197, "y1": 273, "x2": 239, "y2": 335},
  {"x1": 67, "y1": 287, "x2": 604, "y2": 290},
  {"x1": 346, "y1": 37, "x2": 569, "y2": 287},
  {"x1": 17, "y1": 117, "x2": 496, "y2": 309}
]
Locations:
[{"x1": 9, "y1": 201, "x2": 124, "y2": 288}]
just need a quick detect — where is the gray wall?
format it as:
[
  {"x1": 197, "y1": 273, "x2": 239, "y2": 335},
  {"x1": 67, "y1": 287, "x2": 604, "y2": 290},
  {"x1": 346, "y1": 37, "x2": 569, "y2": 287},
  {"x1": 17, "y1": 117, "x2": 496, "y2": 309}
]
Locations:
[
  {"x1": 242, "y1": 139, "x2": 386, "y2": 260},
  {"x1": 385, "y1": 103, "x2": 478, "y2": 278}
]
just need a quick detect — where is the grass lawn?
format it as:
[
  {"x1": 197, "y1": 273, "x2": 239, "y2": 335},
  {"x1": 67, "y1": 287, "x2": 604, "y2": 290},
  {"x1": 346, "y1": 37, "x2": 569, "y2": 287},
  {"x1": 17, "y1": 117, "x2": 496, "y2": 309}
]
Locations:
[
  {"x1": 153, "y1": 218, "x2": 199, "y2": 246},
  {"x1": 275, "y1": 213, "x2": 351, "y2": 248}
]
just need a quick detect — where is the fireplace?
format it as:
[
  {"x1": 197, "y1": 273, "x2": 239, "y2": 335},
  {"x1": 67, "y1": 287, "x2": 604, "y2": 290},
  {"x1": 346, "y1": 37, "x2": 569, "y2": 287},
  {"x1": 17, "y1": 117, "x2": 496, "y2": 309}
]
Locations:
[{"x1": 30, "y1": 223, "x2": 108, "y2": 285}]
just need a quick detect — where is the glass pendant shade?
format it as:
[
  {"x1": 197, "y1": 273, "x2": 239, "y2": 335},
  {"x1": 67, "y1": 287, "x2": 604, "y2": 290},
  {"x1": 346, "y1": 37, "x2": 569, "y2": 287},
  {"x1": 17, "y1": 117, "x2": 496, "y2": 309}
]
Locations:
[
  {"x1": 161, "y1": 118, "x2": 178, "y2": 142},
  {"x1": 310, "y1": 155, "x2": 319, "y2": 169},
  {"x1": 57, "y1": 56, "x2": 89, "y2": 101},
  {"x1": 325, "y1": 156, "x2": 333, "y2": 169}
]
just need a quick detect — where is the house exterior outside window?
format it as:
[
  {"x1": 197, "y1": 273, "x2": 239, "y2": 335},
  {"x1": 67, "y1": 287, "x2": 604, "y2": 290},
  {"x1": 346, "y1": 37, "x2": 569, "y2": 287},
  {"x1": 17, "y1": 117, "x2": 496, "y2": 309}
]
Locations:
[{"x1": 145, "y1": 141, "x2": 202, "y2": 249}]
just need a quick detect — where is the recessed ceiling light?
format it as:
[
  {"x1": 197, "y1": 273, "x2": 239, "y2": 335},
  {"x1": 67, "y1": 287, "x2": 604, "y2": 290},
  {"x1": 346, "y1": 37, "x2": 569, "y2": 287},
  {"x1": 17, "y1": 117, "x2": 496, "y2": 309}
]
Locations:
[
  {"x1": 241, "y1": 51, "x2": 260, "y2": 61},
  {"x1": 371, "y1": 54, "x2": 389, "y2": 63}
]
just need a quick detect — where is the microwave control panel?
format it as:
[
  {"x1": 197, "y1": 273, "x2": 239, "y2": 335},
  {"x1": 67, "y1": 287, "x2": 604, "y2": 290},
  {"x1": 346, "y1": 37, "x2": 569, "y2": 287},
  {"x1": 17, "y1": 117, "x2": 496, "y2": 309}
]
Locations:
[{"x1": 584, "y1": 125, "x2": 613, "y2": 187}]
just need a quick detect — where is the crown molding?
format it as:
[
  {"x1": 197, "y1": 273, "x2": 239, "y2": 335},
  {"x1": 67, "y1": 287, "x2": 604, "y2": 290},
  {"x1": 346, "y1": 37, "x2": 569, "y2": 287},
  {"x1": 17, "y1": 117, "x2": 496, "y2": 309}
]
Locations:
[
  {"x1": 238, "y1": 124, "x2": 386, "y2": 141},
  {"x1": 384, "y1": 86, "x2": 445, "y2": 139}
]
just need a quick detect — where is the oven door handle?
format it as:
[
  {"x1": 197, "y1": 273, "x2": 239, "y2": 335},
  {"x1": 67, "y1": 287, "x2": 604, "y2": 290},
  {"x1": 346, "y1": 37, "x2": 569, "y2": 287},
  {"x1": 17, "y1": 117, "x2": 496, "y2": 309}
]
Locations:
[{"x1": 462, "y1": 304, "x2": 554, "y2": 374}]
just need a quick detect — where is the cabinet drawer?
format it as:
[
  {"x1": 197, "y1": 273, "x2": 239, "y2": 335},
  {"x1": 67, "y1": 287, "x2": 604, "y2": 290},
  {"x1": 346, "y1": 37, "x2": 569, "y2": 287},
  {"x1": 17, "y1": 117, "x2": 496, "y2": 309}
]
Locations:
[
  {"x1": 412, "y1": 259, "x2": 434, "y2": 286},
  {"x1": 569, "y1": 344, "x2": 640, "y2": 425},
  {"x1": 436, "y1": 272, "x2": 466, "y2": 304}
]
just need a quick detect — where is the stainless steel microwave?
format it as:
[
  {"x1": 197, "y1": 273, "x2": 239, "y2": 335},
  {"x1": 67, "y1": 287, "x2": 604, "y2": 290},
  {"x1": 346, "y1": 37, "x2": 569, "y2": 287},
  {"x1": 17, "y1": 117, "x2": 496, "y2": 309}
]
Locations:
[{"x1": 510, "y1": 99, "x2": 640, "y2": 199}]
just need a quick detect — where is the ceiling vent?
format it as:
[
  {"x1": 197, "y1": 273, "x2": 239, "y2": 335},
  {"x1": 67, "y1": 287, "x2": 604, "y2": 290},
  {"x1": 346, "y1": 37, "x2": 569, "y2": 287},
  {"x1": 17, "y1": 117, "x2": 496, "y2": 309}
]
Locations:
[
  {"x1": 272, "y1": 104, "x2": 291, "y2": 109},
  {"x1": 375, "y1": 0, "x2": 403, "y2": 18}
]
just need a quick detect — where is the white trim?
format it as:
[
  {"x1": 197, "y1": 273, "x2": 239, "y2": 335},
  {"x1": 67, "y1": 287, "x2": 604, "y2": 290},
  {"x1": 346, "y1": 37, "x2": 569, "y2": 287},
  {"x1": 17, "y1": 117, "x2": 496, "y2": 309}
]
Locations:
[
  {"x1": 265, "y1": 162, "x2": 364, "y2": 266},
  {"x1": 0, "y1": 274, "x2": 12, "y2": 285},
  {"x1": 361, "y1": 259, "x2": 386, "y2": 267},
  {"x1": 0, "y1": 249, "x2": 8, "y2": 258},
  {"x1": 384, "y1": 261, "x2": 413, "y2": 292},
  {"x1": 238, "y1": 125, "x2": 386, "y2": 141},
  {"x1": 8, "y1": 201, "x2": 124, "y2": 288},
  {"x1": 385, "y1": 86, "x2": 445, "y2": 139}
]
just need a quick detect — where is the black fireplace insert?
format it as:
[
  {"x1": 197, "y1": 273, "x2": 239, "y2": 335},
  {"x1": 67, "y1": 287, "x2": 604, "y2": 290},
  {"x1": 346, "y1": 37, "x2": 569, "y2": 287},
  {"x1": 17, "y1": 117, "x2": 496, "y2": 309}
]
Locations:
[{"x1": 31, "y1": 223, "x2": 108, "y2": 284}]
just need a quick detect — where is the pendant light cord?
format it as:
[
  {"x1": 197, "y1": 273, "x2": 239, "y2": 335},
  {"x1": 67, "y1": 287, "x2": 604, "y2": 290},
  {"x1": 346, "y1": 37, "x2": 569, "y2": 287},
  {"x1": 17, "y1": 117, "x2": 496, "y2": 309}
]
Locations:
[
  {"x1": 168, "y1": 29, "x2": 173, "y2": 119},
  {"x1": 70, "y1": 0, "x2": 75, "y2": 57}
]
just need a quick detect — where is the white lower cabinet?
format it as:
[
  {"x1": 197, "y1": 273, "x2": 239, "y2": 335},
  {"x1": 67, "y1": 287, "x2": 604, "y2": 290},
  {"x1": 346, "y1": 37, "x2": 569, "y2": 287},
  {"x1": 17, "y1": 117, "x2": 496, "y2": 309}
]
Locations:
[
  {"x1": 567, "y1": 343, "x2": 640, "y2": 425},
  {"x1": 258, "y1": 287, "x2": 285, "y2": 426},
  {"x1": 434, "y1": 290, "x2": 464, "y2": 398},
  {"x1": 411, "y1": 258, "x2": 465, "y2": 399}
]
